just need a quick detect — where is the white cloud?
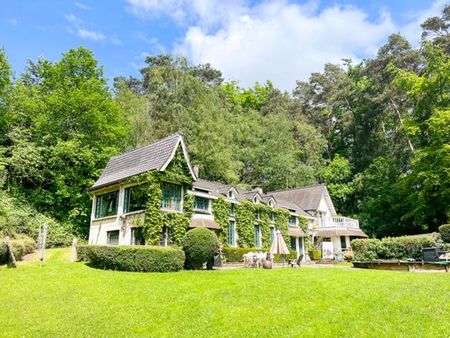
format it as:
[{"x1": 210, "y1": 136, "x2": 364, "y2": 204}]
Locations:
[
  {"x1": 75, "y1": 2, "x2": 90, "y2": 10},
  {"x1": 176, "y1": 1, "x2": 396, "y2": 90},
  {"x1": 77, "y1": 28, "x2": 106, "y2": 41},
  {"x1": 7, "y1": 18, "x2": 18, "y2": 26},
  {"x1": 64, "y1": 13, "x2": 118, "y2": 44},
  {"x1": 126, "y1": 0, "x2": 447, "y2": 90}
]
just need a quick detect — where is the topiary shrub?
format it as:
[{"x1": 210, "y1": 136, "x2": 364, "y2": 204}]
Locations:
[
  {"x1": 76, "y1": 245, "x2": 185, "y2": 272},
  {"x1": 439, "y1": 224, "x2": 450, "y2": 243},
  {"x1": 308, "y1": 248, "x2": 322, "y2": 260},
  {"x1": 181, "y1": 228, "x2": 219, "y2": 270}
]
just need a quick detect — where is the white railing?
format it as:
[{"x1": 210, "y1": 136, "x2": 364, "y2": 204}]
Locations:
[{"x1": 315, "y1": 216, "x2": 359, "y2": 229}]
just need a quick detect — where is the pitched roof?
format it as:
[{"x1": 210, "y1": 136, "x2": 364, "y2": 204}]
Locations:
[
  {"x1": 92, "y1": 133, "x2": 196, "y2": 190},
  {"x1": 268, "y1": 184, "x2": 336, "y2": 216},
  {"x1": 314, "y1": 228, "x2": 368, "y2": 238}
]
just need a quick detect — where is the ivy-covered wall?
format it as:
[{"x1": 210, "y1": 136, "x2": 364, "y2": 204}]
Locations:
[
  {"x1": 211, "y1": 197, "x2": 231, "y2": 244},
  {"x1": 127, "y1": 146, "x2": 194, "y2": 246}
]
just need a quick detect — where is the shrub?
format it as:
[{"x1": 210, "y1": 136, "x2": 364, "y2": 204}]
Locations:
[
  {"x1": 222, "y1": 247, "x2": 297, "y2": 263},
  {"x1": 0, "y1": 235, "x2": 36, "y2": 264},
  {"x1": 308, "y1": 248, "x2": 322, "y2": 260},
  {"x1": 0, "y1": 190, "x2": 74, "y2": 248},
  {"x1": 181, "y1": 228, "x2": 219, "y2": 269},
  {"x1": 222, "y1": 247, "x2": 258, "y2": 262},
  {"x1": 352, "y1": 236, "x2": 436, "y2": 261},
  {"x1": 439, "y1": 224, "x2": 450, "y2": 243},
  {"x1": 76, "y1": 245, "x2": 185, "y2": 272}
]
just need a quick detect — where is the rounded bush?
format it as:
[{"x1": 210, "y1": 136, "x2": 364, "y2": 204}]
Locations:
[
  {"x1": 181, "y1": 228, "x2": 219, "y2": 269},
  {"x1": 439, "y1": 224, "x2": 450, "y2": 243},
  {"x1": 76, "y1": 245, "x2": 185, "y2": 272}
]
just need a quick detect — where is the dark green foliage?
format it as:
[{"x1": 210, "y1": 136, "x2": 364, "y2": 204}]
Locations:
[
  {"x1": 76, "y1": 245, "x2": 185, "y2": 272},
  {"x1": 352, "y1": 236, "x2": 436, "y2": 261},
  {"x1": 439, "y1": 224, "x2": 450, "y2": 243},
  {"x1": 181, "y1": 228, "x2": 219, "y2": 269}
]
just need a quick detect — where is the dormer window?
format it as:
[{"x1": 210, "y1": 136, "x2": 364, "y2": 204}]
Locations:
[
  {"x1": 268, "y1": 200, "x2": 274, "y2": 208},
  {"x1": 227, "y1": 189, "x2": 235, "y2": 199},
  {"x1": 289, "y1": 215, "x2": 297, "y2": 226}
]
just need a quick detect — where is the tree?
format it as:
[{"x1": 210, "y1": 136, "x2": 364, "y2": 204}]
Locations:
[
  {"x1": 390, "y1": 43, "x2": 449, "y2": 232},
  {"x1": 421, "y1": 4, "x2": 450, "y2": 53},
  {"x1": 3, "y1": 47, "x2": 128, "y2": 235}
]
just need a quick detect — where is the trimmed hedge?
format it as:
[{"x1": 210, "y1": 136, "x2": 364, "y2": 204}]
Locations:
[
  {"x1": 0, "y1": 235, "x2": 37, "y2": 265},
  {"x1": 439, "y1": 224, "x2": 450, "y2": 243},
  {"x1": 222, "y1": 247, "x2": 297, "y2": 263},
  {"x1": 308, "y1": 248, "x2": 322, "y2": 261},
  {"x1": 352, "y1": 236, "x2": 436, "y2": 261},
  {"x1": 76, "y1": 245, "x2": 185, "y2": 272},
  {"x1": 181, "y1": 228, "x2": 219, "y2": 270}
]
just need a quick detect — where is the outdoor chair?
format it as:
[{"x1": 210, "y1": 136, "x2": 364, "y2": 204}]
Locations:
[
  {"x1": 289, "y1": 255, "x2": 304, "y2": 268},
  {"x1": 422, "y1": 247, "x2": 446, "y2": 262}
]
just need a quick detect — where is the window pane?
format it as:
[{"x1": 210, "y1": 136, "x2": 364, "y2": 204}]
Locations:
[
  {"x1": 107, "y1": 230, "x2": 119, "y2": 245},
  {"x1": 161, "y1": 183, "x2": 182, "y2": 211},
  {"x1": 270, "y1": 227, "x2": 275, "y2": 243},
  {"x1": 194, "y1": 197, "x2": 209, "y2": 211},
  {"x1": 95, "y1": 191, "x2": 119, "y2": 218},
  {"x1": 124, "y1": 185, "x2": 148, "y2": 213},
  {"x1": 228, "y1": 221, "x2": 235, "y2": 246},
  {"x1": 290, "y1": 237, "x2": 297, "y2": 250},
  {"x1": 254, "y1": 225, "x2": 261, "y2": 248},
  {"x1": 340, "y1": 236, "x2": 347, "y2": 249},
  {"x1": 289, "y1": 216, "x2": 296, "y2": 226},
  {"x1": 131, "y1": 227, "x2": 145, "y2": 245}
]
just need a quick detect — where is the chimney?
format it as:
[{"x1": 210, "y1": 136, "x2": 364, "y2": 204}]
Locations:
[
  {"x1": 193, "y1": 165, "x2": 199, "y2": 178},
  {"x1": 254, "y1": 186, "x2": 263, "y2": 194}
]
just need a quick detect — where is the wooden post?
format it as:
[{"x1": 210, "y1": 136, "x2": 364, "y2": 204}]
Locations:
[
  {"x1": 70, "y1": 238, "x2": 78, "y2": 262},
  {"x1": 4, "y1": 236, "x2": 17, "y2": 268}
]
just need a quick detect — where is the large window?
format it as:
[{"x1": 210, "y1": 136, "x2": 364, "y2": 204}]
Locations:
[
  {"x1": 124, "y1": 184, "x2": 148, "y2": 213},
  {"x1": 161, "y1": 183, "x2": 182, "y2": 211},
  {"x1": 270, "y1": 227, "x2": 275, "y2": 244},
  {"x1": 95, "y1": 191, "x2": 119, "y2": 218},
  {"x1": 131, "y1": 227, "x2": 145, "y2": 245},
  {"x1": 194, "y1": 196, "x2": 209, "y2": 212},
  {"x1": 254, "y1": 225, "x2": 261, "y2": 248},
  {"x1": 228, "y1": 221, "x2": 236, "y2": 246},
  {"x1": 107, "y1": 230, "x2": 119, "y2": 245}
]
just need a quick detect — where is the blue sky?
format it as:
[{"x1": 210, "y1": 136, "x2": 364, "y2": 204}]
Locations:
[{"x1": 1, "y1": 0, "x2": 446, "y2": 90}]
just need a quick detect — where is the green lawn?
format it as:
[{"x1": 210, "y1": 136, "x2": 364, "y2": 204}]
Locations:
[{"x1": 0, "y1": 249, "x2": 449, "y2": 337}]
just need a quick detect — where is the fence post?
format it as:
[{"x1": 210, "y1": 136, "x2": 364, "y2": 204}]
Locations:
[{"x1": 70, "y1": 238, "x2": 78, "y2": 262}]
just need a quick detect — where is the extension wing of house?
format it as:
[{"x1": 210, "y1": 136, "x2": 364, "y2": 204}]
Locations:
[{"x1": 89, "y1": 133, "x2": 367, "y2": 260}]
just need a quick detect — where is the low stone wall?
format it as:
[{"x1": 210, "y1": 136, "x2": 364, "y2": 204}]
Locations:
[{"x1": 353, "y1": 260, "x2": 449, "y2": 272}]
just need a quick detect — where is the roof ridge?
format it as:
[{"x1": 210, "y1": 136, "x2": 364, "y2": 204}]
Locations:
[
  {"x1": 268, "y1": 183, "x2": 326, "y2": 194},
  {"x1": 110, "y1": 133, "x2": 181, "y2": 159}
]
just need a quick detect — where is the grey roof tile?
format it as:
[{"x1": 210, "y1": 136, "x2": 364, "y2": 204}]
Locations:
[{"x1": 92, "y1": 133, "x2": 182, "y2": 189}]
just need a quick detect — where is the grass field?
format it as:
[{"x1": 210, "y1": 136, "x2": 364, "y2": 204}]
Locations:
[{"x1": 0, "y1": 249, "x2": 449, "y2": 337}]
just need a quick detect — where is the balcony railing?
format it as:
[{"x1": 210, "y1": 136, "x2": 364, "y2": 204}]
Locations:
[{"x1": 315, "y1": 216, "x2": 359, "y2": 229}]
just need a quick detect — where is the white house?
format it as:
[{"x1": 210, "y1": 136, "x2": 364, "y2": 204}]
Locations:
[{"x1": 88, "y1": 133, "x2": 367, "y2": 260}]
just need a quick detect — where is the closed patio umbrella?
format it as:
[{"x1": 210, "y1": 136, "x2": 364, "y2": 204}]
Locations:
[{"x1": 270, "y1": 230, "x2": 290, "y2": 266}]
